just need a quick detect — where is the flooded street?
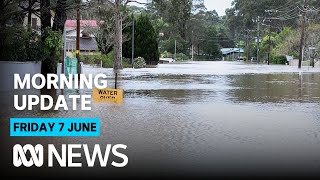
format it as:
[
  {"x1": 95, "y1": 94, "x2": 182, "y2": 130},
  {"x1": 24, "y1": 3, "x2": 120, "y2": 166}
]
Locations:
[{"x1": 1, "y1": 61, "x2": 320, "y2": 177}]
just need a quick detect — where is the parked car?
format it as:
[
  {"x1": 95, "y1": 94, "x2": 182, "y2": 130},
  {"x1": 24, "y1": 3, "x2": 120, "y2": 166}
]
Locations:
[
  {"x1": 250, "y1": 57, "x2": 257, "y2": 62},
  {"x1": 237, "y1": 57, "x2": 246, "y2": 61}
]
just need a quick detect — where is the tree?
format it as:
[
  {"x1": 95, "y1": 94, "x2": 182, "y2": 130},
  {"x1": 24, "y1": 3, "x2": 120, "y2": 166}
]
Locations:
[
  {"x1": 202, "y1": 25, "x2": 221, "y2": 58},
  {"x1": 95, "y1": 0, "x2": 146, "y2": 70},
  {"x1": 123, "y1": 14, "x2": 159, "y2": 64},
  {"x1": 149, "y1": 0, "x2": 193, "y2": 39},
  {"x1": 0, "y1": 0, "x2": 26, "y2": 27},
  {"x1": 52, "y1": 0, "x2": 68, "y2": 32},
  {"x1": 88, "y1": 1, "x2": 115, "y2": 55}
]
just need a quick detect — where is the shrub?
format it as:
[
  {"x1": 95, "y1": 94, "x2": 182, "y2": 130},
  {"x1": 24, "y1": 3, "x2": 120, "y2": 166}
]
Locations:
[
  {"x1": 176, "y1": 53, "x2": 189, "y2": 61},
  {"x1": 0, "y1": 26, "x2": 44, "y2": 61},
  {"x1": 272, "y1": 55, "x2": 287, "y2": 64},
  {"x1": 122, "y1": 57, "x2": 133, "y2": 68},
  {"x1": 81, "y1": 51, "x2": 132, "y2": 68},
  {"x1": 134, "y1": 57, "x2": 146, "y2": 68},
  {"x1": 162, "y1": 51, "x2": 173, "y2": 58},
  {"x1": 103, "y1": 51, "x2": 114, "y2": 68},
  {"x1": 80, "y1": 52, "x2": 112, "y2": 68}
]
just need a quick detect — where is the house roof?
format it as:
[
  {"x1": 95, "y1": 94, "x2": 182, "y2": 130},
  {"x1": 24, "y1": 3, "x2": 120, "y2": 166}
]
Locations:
[
  {"x1": 65, "y1": 20, "x2": 98, "y2": 28},
  {"x1": 221, "y1": 48, "x2": 244, "y2": 55}
]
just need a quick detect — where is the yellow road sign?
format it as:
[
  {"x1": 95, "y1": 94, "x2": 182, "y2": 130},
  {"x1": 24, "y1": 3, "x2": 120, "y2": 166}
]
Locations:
[{"x1": 92, "y1": 88, "x2": 123, "y2": 104}]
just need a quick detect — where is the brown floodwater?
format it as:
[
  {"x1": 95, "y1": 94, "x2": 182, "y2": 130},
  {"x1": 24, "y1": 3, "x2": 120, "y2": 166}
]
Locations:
[{"x1": 0, "y1": 61, "x2": 320, "y2": 178}]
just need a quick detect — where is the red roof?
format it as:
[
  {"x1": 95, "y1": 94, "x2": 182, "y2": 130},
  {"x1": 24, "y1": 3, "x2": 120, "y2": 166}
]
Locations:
[{"x1": 65, "y1": 20, "x2": 98, "y2": 27}]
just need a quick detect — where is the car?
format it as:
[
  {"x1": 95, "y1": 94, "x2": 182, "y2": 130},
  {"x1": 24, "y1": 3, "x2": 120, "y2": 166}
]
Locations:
[
  {"x1": 237, "y1": 57, "x2": 246, "y2": 61},
  {"x1": 250, "y1": 57, "x2": 257, "y2": 62}
]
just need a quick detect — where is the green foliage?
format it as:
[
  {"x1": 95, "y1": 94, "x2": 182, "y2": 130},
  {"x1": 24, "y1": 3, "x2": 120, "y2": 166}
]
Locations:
[
  {"x1": 80, "y1": 51, "x2": 131, "y2": 68},
  {"x1": 150, "y1": 0, "x2": 193, "y2": 39},
  {"x1": 151, "y1": 17, "x2": 169, "y2": 37},
  {"x1": 80, "y1": 52, "x2": 113, "y2": 68},
  {"x1": 43, "y1": 28, "x2": 62, "y2": 60},
  {"x1": 202, "y1": 25, "x2": 222, "y2": 58},
  {"x1": 123, "y1": 14, "x2": 160, "y2": 65},
  {"x1": 226, "y1": 0, "x2": 302, "y2": 34},
  {"x1": 41, "y1": 28, "x2": 63, "y2": 73},
  {"x1": 272, "y1": 55, "x2": 287, "y2": 65},
  {"x1": 133, "y1": 57, "x2": 146, "y2": 68},
  {"x1": 161, "y1": 51, "x2": 173, "y2": 58},
  {"x1": 259, "y1": 32, "x2": 276, "y2": 60},
  {"x1": 162, "y1": 35, "x2": 187, "y2": 54},
  {"x1": 0, "y1": 26, "x2": 63, "y2": 66},
  {"x1": 176, "y1": 53, "x2": 189, "y2": 61},
  {"x1": 0, "y1": 26, "x2": 44, "y2": 61}
]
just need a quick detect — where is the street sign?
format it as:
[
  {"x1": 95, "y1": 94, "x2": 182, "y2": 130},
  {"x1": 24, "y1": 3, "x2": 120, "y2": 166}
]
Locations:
[{"x1": 92, "y1": 88, "x2": 123, "y2": 104}]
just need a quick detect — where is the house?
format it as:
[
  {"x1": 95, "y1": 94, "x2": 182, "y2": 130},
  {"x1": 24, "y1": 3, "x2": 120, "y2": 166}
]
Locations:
[
  {"x1": 221, "y1": 48, "x2": 244, "y2": 61},
  {"x1": 22, "y1": 2, "x2": 54, "y2": 33},
  {"x1": 64, "y1": 20, "x2": 99, "y2": 55},
  {"x1": 65, "y1": 20, "x2": 98, "y2": 31}
]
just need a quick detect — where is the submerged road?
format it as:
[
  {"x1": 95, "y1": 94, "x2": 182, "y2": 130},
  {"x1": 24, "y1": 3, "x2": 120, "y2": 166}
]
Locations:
[{"x1": 1, "y1": 61, "x2": 320, "y2": 178}]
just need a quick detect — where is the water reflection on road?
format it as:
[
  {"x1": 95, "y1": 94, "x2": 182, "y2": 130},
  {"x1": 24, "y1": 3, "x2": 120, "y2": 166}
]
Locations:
[{"x1": 1, "y1": 61, "x2": 320, "y2": 177}]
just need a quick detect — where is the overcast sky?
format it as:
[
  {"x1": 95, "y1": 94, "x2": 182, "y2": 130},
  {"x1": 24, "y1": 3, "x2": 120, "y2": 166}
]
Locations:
[
  {"x1": 204, "y1": 0, "x2": 233, "y2": 16},
  {"x1": 131, "y1": 0, "x2": 233, "y2": 16}
]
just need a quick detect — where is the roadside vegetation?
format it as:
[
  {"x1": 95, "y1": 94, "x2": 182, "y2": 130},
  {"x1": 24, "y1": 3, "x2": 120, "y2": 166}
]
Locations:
[
  {"x1": 226, "y1": 0, "x2": 320, "y2": 64},
  {"x1": 1, "y1": 0, "x2": 320, "y2": 71}
]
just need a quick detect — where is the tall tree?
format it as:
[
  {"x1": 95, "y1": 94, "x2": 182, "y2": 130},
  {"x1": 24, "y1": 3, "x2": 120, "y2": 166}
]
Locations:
[
  {"x1": 123, "y1": 14, "x2": 159, "y2": 64},
  {"x1": 202, "y1": 25, "x2": 221, "y2": 58},
  {"x1": 40, "y1": 0, "x2": 53, "y2": 76},
  {"x1": 52, "y1": 0, "x2": 67, "y2": 32},
  {"x1": 98, "y1": 0, "x2": 146, "y2": 70},
  {"x1": 150, "y1": 0, "x2": 193, "y2": 39}
]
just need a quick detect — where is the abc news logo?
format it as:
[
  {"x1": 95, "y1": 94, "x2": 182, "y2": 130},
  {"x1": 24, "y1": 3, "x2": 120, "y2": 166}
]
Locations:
[{"x1": 13, "y1": 144, "x2": 128, "y2": 168}]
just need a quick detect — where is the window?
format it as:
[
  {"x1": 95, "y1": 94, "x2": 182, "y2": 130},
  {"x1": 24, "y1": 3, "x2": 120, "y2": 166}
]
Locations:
[{"x1": 32, "y1": 18, "x2": 37, "y2": 30}]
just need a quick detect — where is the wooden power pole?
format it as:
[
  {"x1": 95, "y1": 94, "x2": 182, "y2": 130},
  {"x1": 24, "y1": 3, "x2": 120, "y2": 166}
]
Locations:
[
  {"x1": 268, "y1": 24, "x2": 271, "y2": 65},
  {"x1": 298, "y1": 0, "x2": 308, "y2": 69},
  {"x1": 76, "y1": 1, "x2": 81, "y2": 74}
]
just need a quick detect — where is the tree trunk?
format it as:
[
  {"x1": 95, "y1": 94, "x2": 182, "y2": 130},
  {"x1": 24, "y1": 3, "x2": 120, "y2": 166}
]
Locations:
[
  {"x1": 52, "y1": 0, "x2": 67, "y2": 32},
  {"x1": 27, "y1": 0, "x2": 32, "y2": 31},
  {"x1": 114, "y1": 0, "x2": 123, "y2": 70},
  {"x1": 40, "y1": 0, "x2": 51, "y2": 41},
  {"x1": 41, "y1": 0, "x2": 55, "y2": 76},
  {"x1": 40, "y1": 0, "x2": 57, "y2": 95}
]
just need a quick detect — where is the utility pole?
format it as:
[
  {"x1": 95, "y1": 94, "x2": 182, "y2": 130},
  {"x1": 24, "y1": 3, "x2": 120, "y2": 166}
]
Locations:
[
  {"x1": 236, "y1": 33, "x2": 240, "y2": 60},
  {"x1": 298, "y1": 0, "x2": 309, "y2": 69},
  {"x1": 174, "y1": 40, "x2": 177, "y2": 60},
  {"x1": 256, "y1": 16, "x2": 261, "y2": 63},
  {"x1": 268, "y1": 24, "x2": 271, "y2": 65},
  {"x1": 265, "y1": 10, "x2": 273, "y2": 65},
  {"x1": 63, "y1": 28, "x2": 66, "y2": 73},
  {"x1": 246, "y1": 30, "x2": 250, "y2": 62},
  {"x1": 131, "y1": 16, "x2": 135, "y2": 68},
  {"x1": 76, "y1": 1, "x2": 81, "y2": 74},
  {"x1": 191, "y1": 31, "x2": 194, "y2": 61}
]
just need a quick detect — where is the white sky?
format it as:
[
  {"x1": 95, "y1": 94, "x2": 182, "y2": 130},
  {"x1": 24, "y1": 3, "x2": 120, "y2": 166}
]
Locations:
[
  {"x1": 131, "y1": 0, "x2": 233, "y2": 16},
  {"x1": 204, "y1": 0, "x2": 233, "y2": 16}
]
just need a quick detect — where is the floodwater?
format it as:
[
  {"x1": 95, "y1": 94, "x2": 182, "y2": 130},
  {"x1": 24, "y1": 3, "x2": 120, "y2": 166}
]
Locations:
[{"x1": 1, "y1": 61, "x2": 320, "y2": 178}]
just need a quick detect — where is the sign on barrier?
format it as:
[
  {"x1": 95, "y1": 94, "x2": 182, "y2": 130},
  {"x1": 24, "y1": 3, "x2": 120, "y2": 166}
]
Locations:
[
  {"x1": 64, "y1": 58, "x2": 78, "y2": 76},
  {"x1": 92, "y1": 88, "x2": 123, "y2": 104}
]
